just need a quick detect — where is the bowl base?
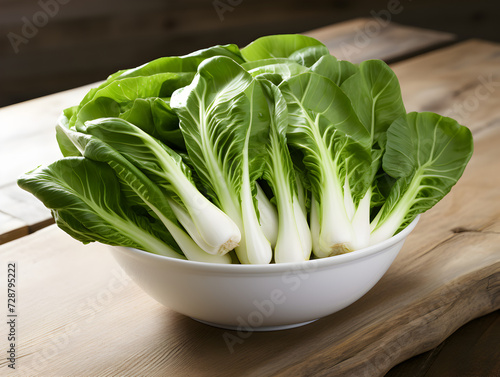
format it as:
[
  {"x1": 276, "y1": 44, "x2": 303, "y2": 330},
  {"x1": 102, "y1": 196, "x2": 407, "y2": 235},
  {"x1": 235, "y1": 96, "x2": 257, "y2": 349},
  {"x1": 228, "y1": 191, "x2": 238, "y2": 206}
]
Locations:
[{"x1": 191, "y1": 317, "x2": 318, "y2": 331}]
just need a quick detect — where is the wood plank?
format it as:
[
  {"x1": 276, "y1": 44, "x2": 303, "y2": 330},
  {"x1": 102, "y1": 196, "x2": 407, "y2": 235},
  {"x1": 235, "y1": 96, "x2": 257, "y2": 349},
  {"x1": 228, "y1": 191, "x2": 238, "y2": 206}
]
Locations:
[
  {"x1": 0, "y1": 211, "x2": 27, "y2": 244},
  {"x1": 0, "y1": 61, "x2": 499, "y2": 374},
  {"x1": 0, "y1": 138, "x2": 498, "y2": 376},
  {"x1": 392, "y1": 39, "x2": 500, "y2": 132},
  {"x1": 305, "y1": 18, "x2": 455, "y2": 63},
  {"x1": 0, "y1": 183, "x2": 53, "y2": 244},
  {"x1": 0, "y1": 20, "x2": 456, "y2": 243},
  {"x1": 386, "y1": 311, "x2": 500, "y2": 377},
  {"x1": 0, "y1": 82, "x2": 98, "y2": 187},
  {"x1": 0, "y1": 83, "x2": 97, "y2": 243}
]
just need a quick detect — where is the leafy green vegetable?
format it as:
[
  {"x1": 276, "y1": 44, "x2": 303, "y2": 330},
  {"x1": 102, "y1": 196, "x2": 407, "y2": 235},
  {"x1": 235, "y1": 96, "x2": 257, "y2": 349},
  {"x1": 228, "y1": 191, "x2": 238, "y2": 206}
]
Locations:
[
  {"x1": 79, "y1": 117, "x2": 241, "y2": 256},
  {"x1": 59, "y1": 44, "x2": 246, "y2": 156},
  {"x1": 341, "y1": 59, "x2": 406, "y2": 147},
  {"x1": 280, "y1": 71, "x2": 372, "y2": 256},
  {"x1": 78, "y1": 44, "x2": 244, "y2": 110},
  {"x1": 58, "y1": 125, "x2": 232, "y2": 264},
  {"x1": 18, "y1": 157, "x2": 184, "y2": 259},
  {"x1": 171, "y1": 56, "x2": 272, "y2": 264},
  {"x1": 19, "y1": 33, "x2": 474, "y2": 265},
  {"x1": 259, "y1": 78, "x2": 312, "y2": 262},
  {"x1": 370, "y1": 112, "x2": 474, "y2": 244},
  {"x1": 310, "y1": 54, "x2": 358, "y2": 86},
  {"x1": 241, "y1": 34, "x2": 326, "y2": 62}
]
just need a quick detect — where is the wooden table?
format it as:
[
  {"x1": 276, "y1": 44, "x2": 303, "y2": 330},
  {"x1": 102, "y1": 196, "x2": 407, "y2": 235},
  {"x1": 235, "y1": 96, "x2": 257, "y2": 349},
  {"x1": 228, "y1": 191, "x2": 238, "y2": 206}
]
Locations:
[{"x1": 0, "y1": 18, "x2": 498, "y2": 376}]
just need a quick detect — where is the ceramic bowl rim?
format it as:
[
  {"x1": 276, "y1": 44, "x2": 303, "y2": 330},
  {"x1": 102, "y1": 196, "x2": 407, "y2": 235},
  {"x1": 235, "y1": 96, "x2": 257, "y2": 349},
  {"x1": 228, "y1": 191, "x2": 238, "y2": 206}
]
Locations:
[{"x1": 112, "y1": 215, "x2": 419, "y2": 274}]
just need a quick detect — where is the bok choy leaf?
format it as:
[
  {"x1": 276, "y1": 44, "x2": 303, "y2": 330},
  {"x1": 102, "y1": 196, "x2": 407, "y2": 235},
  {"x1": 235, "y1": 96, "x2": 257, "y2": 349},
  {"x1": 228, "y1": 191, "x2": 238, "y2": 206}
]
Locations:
[
  {"x1": 369, "y1": 112, "x2": 474, "y2": 244},
  {"x1": 78, "y1": 117, "x2": 241, "y2": 256},
  {"x1": 259, "y1": 78, "x2": 312, "y2": 263},
  {"x1": 58, "y1": 126, "x2": 232, "y2": 264},
  {"x1": 280, "y1": 72, "x2": 372, "y2": 256},
  {"x1": 171, "y1": 56, "x2": 272, "y2": 264},
  {"x1": 18, "y1": 157, "x2": 185, "y2": 259}
]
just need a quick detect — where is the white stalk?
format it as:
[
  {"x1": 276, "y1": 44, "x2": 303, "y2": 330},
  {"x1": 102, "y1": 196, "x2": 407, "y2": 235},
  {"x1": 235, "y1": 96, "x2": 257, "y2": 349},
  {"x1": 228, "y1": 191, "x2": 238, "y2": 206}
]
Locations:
[
  {"x1": 163, "y1": 217, "x2": 232, "y2": 264},
  {"x1": 293, "y1": 198, "x2": 312, "y2": 260},
  {"x1": 255, "y1": 183, "x2": 278, "y2": 248},
  {"x1": 274, "y1": 191, "x2": 312, "y2": 263},
  {"x1": 369, "y1": 208, "x2": 405, "y2": 246},
  {"x1": 295, "y1": 172, "x2": 307, "y2": 216},
  {"x1": 146, "y1": 199, "x2": 231, "y2": 263},
  {"x1": 272, "y1": 168, "x2": 309, "y2": 263},
  {"x1": 238, "y1": 179, "x2": 272, "y2": 264},
  {"x1": 274, "y1": 202, "x2": 305, "y2": 263},
  {"x1": 166, "y1": 199, "x2": 232, "y2": 255},
  {"x1": 369, "y1": 172, "x2": 423, "y2": 246},
  {"x1": 310, "y1": 196, "x2": 321, "y2": 258},
  {"x1": 143, "y1": 129, "x2": 241, "y2": 255},
  {"x1": 318, "y1": 173, "x2": 355, "y2": 256},
  {"x1": 235, "y1": 130, "x2": 273, "y2": 264},
  {"x1": 343, "y1": 176, "x2": 356, "y2": 221},
  {"x1": 169, "y1": 178, "x2": 241, "y2": 254},
  {"x1": 350, "y1": 187, "x2": 372, "y2": 250}
]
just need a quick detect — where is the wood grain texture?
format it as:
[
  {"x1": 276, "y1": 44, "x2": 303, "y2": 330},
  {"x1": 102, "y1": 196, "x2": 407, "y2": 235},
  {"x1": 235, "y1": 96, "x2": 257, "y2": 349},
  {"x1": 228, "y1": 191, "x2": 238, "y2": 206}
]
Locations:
[
  {"x1": 0, "y1": 39, "x2": 499, "y2": 374},
  {"x1": 0, "y1": 211, "x2": 27, "y2": 244},
  {"x1": 0, "y1": 82, "x2": 98, "y2": 187},
  {"x1": 0, "y1": 82, "x2": 97, "y2": 243},
  {"x1": 305, "y1": 18, "x2": 455, "y2": 63},
  {"x1": 386, "y1": 311, "x2": 500, "y2": 377},
  {"x1": 392, "y1": 39, "x2": 500, "y2": 133}
]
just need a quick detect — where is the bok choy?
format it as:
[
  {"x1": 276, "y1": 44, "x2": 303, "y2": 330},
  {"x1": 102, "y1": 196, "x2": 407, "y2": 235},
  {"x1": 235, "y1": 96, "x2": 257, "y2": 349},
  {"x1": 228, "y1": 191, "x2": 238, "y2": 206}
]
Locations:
[{"x1": 18, "y1": 34, "x2": 473, "y2": 264}]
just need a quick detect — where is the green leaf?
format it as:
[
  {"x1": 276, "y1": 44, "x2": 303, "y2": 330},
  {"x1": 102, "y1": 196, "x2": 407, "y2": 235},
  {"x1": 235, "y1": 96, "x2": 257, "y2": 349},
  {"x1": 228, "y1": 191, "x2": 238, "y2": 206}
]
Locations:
[
  {"x1": 241, "y1": 58, "x2": 297, "y2": 70},
  {"x1": 73, "y1": 72, "x2": 194, "y2": 129},
  {"x1": 241, "y1": 34, "x2": 326, "y2": 62},
  {"x1": 56, "y1": 107, "x2": 81, "y2": 157},
  {"x1": 288, "y1": 45, "x2": 330, "y2": 67},
  {"x1": 119, "y1": 98, "x2": 185, "y2": 150},
  {"x1": 310, "y1": 54, "x2": 358, "y2": 86},
  {"x1": 63, "y1": 44, "x2": 245, "y2": 152},
  {"x1": 245, "y1": 60, "x2": 309, "y2": 83},
  {"x1": 370, "y1": 112, "x2": 474, "y2": 243},
  {"x1": 341, "y1": 59, "x2": 406, "y2": 147},
  {"x1": 17, "y1": 157, "x2": 184, "y2": 258},
  {"x1": 106, "y1": 44, "x2": 244, "y2": 83},
  {"x1": 78, "y1": 44, "x2": 244, "y2": 107}
]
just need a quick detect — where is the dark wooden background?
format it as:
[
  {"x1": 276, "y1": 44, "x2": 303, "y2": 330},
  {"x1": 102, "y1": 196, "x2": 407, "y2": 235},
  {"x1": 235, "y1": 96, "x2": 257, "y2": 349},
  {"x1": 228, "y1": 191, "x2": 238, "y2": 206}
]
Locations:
[{"x1": 1, "y1": 0, "x2": 499, "y2": 108}]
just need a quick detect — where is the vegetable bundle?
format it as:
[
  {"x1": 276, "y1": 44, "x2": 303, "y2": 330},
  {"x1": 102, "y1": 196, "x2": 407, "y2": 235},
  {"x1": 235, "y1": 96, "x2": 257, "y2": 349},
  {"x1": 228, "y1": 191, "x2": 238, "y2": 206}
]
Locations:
[{"x1": 18, "y1": 34, "x2": 473, "y2": 264}]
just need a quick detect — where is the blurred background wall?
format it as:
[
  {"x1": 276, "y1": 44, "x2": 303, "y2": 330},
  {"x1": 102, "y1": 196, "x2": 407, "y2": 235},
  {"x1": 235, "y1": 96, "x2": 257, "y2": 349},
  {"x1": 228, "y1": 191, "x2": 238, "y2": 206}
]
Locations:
[{"x1": 1, "y1": 0, "x2": 499, "y2": 108}]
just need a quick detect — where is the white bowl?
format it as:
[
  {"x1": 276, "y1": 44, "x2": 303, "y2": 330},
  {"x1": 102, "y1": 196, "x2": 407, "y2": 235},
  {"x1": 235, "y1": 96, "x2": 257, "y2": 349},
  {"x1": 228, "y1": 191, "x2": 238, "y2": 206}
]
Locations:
[{"x1": 110, "y1": 216, "x2": 419, "y2": 331}]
